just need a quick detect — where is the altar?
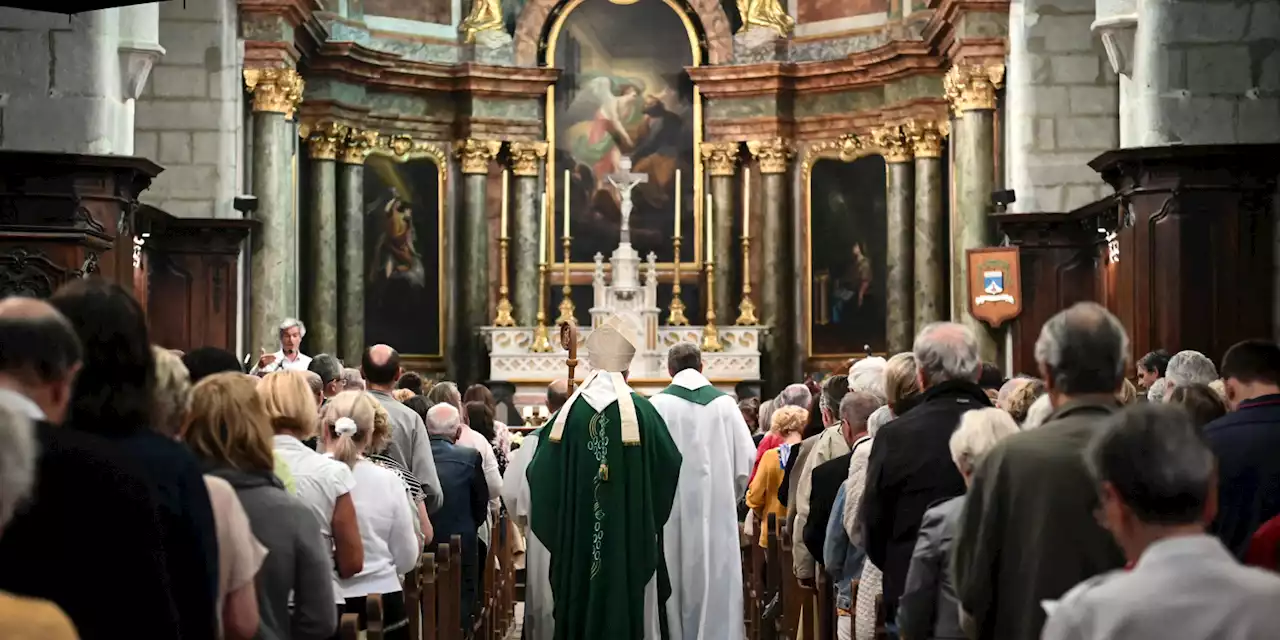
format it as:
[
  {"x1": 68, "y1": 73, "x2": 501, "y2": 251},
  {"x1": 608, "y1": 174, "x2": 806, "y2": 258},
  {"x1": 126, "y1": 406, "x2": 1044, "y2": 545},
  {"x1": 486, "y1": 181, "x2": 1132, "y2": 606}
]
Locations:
[{"x1": 482, "y1": 156, "x2": 765, "y2": 402}]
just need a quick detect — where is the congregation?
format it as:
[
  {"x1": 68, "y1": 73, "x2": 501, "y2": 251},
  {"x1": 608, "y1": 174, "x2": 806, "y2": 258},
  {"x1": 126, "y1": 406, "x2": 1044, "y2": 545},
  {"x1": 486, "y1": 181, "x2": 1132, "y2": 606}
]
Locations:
[{"x1": 1, "y1": 279, "x2": 1280, "y2": 640}]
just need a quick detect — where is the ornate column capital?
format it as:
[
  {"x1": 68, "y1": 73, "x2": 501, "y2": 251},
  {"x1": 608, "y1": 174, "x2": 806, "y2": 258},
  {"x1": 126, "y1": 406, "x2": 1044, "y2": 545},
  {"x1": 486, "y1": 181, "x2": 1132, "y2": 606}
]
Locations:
[
  {"x1": 903, "y1": 120, "x2": 949, "y2": 159},
  {"x1": 508, "y1": 141, "x2": 549, "y2": 177},
  {"x1": 243, "y1": 68, "x2": 304, "y2": 119},
  {"x1": 943, "y1": 63, "x2": 1005, "y2": 114},
  {"x1": 339, "y1": 128, "x2": 379, "y2": 165},
  {"x1": 872, "y1": 125, "x2": 913, "y2": 164},
  {"x1": 301, "y1": 121, "x2": 347, "y2": 160},
  {"x1": 701, "y1": 142, "x2": 741, "y2": 176},
  {"x1": 746, "y1": 138, "x2": 794, "y2": 174},
  {"x1": 456, "y1": 139, "x2": 502, "y2": 174}
]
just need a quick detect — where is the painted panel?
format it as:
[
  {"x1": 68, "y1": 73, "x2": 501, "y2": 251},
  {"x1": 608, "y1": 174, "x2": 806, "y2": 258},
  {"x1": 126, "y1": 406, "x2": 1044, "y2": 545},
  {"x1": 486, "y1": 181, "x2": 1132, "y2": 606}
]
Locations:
[
  {"x1": 364, "y1": 0, "x2": 452, "y2": 26},
  {"x1": 797, "y1": 0, "x2": 889, "y2": 26}
]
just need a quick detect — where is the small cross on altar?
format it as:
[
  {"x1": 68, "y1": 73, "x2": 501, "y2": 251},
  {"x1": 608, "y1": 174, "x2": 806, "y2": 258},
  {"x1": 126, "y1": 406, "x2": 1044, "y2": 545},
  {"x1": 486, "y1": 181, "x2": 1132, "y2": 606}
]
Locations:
[{"x1": 607, "y1": 156, "x2": 648, "y2": 245}]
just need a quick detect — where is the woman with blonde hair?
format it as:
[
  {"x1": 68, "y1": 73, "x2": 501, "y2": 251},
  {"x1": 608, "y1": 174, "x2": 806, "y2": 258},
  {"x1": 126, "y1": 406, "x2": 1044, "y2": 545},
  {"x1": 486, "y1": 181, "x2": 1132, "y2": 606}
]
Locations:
[
  {"x1": 745, "y1": 405, "x2": 808, "y2": 548},
  {"x1": 320, "y1": 391, "x2": 419, "y2": 639},
  {"x1": 259, "y1": 371, "x2": 364, "y2": 599},
  {"x1": 184, "y1": 372, "x2": 337, "y2": 639},
  {"x1": 884, "y1": 352, "x2": 923, "y2": 417},
  {"x1": 898, "y1": 408, "x2": 1020, "y2": 640},
  {"x1": 151, "y1": 345, "x2": 192, "y2": 436}
]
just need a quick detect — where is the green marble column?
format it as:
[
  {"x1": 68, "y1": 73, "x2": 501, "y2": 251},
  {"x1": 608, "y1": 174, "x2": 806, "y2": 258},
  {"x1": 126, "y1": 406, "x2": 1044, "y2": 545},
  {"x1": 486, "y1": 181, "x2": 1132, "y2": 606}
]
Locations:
[
  {"x1": 337, "y1": 129, "x2": 375, "y2": 365},
  {"x1": 509, "y1": 141, "x2": 547, "y2": 327},
  {"x1": 907, "y1": 120, "x2": 948, "y2": 333},
  {"x1": 304, "y1": 123, "x2": 342, "y2": 356},
  {"x1": 244, "y1": 68, "x2": 303, "y2": 355},
  {"x1": 702, "y1": 142, "x2": 739, "y2": 323},
  {"x1": 945, "y1": 64, "x2": 1003, "y2": 362},
  {"x1": 876, "y1": 125, "x2": 915, "y2": 354},
  {"x1": 749, "y1": 139, "x2": 793, "y2": 395},
  {"x1": 457, "y1": 139, "x2": 501, "y2": 385}
]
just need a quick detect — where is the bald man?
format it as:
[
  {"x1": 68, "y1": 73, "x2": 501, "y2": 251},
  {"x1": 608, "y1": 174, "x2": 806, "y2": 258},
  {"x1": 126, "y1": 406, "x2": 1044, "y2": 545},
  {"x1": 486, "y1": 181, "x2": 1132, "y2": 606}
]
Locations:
[
  {"x1": 362, "y1": 344, "x2": 443, "y2": 513},
  {"x1": 0, "y1": 297, "x2": 182, "y2": 639},
  {"x1": 547, "y1": 379, "x2": 570, "y2": 414}
]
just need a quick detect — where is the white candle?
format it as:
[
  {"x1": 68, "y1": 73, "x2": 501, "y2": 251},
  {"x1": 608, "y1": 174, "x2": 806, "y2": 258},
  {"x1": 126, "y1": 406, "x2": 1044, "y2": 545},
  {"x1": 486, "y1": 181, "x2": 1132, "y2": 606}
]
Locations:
[
  {"x1": 706, "y1": 193, "x2": 714, "y2": 260},
  {"x1": 539, "y1": 192, "x2": 548, "y2": 265},
  {"x1": 743, "y1": 167, "x2": 750, "y2": 237},
  {"x1": 500, "y1": 169, "x2": 509, "y2": 237},
  {"x1": 674, "y1": 169, "x2": 682, "y2": 238},
  {"x1": 563, "y1": 169, "x2": 571, "y2": 238}
]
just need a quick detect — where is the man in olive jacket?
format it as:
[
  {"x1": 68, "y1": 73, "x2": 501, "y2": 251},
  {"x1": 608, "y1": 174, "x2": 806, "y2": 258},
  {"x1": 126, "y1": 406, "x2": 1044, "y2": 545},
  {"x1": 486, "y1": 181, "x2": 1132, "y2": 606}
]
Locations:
[{"x1": 951, "y1": 302, "x2": 1127, "y2": 640}]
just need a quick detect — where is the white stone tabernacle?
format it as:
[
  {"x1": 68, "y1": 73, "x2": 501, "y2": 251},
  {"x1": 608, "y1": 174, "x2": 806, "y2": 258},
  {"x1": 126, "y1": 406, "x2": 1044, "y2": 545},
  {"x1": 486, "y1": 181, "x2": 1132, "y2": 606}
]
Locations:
[{"x1": 482, "y1": 155, "x2": 764, "y2": 403}]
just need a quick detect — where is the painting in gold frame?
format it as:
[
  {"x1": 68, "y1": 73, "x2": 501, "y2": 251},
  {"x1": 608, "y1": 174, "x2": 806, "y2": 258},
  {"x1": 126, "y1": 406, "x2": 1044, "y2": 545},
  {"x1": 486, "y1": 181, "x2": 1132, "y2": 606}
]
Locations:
[
  {"x1": 544, "y1": 0, "x2": 705, "y2": 272},
  {"x1": 802, "y1": 139, "x2": 889, "y2": 357},
  {"x1": 362, "y1": 146, "x2": 447, "y2": 360}
]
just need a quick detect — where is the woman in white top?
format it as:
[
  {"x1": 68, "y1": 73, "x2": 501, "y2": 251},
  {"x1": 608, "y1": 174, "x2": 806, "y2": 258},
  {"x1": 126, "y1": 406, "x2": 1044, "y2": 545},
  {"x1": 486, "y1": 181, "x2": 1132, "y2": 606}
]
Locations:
[
  {"x1": 321, "y1": 391, "x2": 419, "y2": 639},
  {"x1": 259, "y1": 372, "x2": 364, "y2": 595}
]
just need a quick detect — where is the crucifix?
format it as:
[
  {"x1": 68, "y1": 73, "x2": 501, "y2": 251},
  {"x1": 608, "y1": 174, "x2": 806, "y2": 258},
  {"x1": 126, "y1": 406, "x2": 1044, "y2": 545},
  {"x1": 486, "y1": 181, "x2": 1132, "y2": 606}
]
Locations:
[{"x1": 607, "y1": 156, "x2": 648, "y2": 245}]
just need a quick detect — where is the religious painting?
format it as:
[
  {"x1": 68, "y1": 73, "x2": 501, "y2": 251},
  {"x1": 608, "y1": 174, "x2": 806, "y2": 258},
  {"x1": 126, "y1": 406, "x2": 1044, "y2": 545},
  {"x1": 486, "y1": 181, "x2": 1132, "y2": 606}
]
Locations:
[
  {"x1": 807, "y1": 155, "x2": 888, "y2": 356},
  {"x1": 363, "y1": 152, "x2": 444, "y2": 358},
  {"x1": 548, "y1": 0, "x2": 701, "y2": 265}
]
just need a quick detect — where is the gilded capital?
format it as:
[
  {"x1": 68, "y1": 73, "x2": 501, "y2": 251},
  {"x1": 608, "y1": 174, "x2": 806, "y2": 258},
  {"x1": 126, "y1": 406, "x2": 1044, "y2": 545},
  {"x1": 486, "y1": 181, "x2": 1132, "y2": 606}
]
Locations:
[
  {"x1": 243, "y1": 68, "x2": 304, "y2": 119},
  {"x1": 943, "y1": 63, "x2": 1005, "y2": 114},
  {"x1": 746, "y1": 138, "x2": 794, "y2": 174},
  {"x1": 340, "y1": 128, "x2": 380, "y2": 164},
  {"x1": 903, "y1": 120, "x2": 949, "y2": 159},
  {"x1": 509, "y1": 141, "x2": 549, "y2": 177},
  {"x1": 871, "y1": 125, "x2": 912, "y2": 164},
  {"x1": 456, "y1": 139, "x2": 502, "y2": 174},
  {"x1": 304, "y1": 122, "x2": 347, "y2": 161},
  {"x1": 700, "y1": 142, "x2": 740, "y2": 177}
]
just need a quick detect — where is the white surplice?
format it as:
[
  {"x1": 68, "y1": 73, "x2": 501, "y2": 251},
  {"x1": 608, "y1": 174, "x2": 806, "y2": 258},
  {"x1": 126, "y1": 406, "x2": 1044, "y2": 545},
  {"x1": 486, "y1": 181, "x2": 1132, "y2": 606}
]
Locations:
[
  {"x1": 502, "y1": 430, "x2": 554, "y2": 640},
  {"x1": 650, "y1": 368, "x2": 758, "y2": 640}
]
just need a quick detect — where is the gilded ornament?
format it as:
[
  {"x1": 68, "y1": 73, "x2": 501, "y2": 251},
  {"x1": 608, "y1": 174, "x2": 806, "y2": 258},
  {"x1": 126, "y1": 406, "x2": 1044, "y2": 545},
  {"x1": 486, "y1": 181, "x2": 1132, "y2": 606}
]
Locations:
[
  {"x1": 509, "y1": 141, "x2": 549, "y2": 177},
  {"x1": 799, "y1": 133, "x2": 874, "y2": 179},
  {"x1": 903, "y1": 120, "x2": 948, "y2": 159},
  {"x1": 943, "y1": 63, "x2": 1006, "y2": 114},
  {"x1": 387, "y1": 135, "x2": 415, "y2": 157},
  {"x1": 305, "y1": 122, "x2": 347, "y2": 160},
  {"x1": 459, "y1": 0, "x2": 504, "y2": 44},
  {"x1": 872, "y1": 125, "x2": 912, "y2": 164},
  {"x1": 700, "y1": 142, "x2": 740, "y2": 177},
  {"x1": 736, "y1": 0, "x2": 794, "y2": 37},
  {"x1": 243, "y1": 68, "x2": 304, "y2": 119},
  {"x1": 456, "y1": 139, "x2": 502, "y2": 174},
  {"x1": 339, "y1": 128, "x2": 379, "y2": 165},
  {"x1": 746, "y1": 138, "x2": 794, "y2": 174}
]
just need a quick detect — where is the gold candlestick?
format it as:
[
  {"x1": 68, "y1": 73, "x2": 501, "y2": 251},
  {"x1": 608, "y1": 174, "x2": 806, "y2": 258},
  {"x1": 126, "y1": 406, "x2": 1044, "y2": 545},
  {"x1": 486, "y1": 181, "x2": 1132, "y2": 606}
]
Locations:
[
  {"x1": 735, "y1": 235, "x2": 758, "y2": 325},
  {"x1": 494, "y1": 234, "x2": 515, "y2": 326},
  {"x1": 555, "y1": 235, "x2": 576, "y2": 325},
  {"x1": 702, "y1": 260, "x2": 724, "y2": 352},
  {"x1": 531, "y1": 262, "x2": 553, "y2": 352},
  {"x1": 668, "y1": 236, "x2": 690, "y2": 325}
]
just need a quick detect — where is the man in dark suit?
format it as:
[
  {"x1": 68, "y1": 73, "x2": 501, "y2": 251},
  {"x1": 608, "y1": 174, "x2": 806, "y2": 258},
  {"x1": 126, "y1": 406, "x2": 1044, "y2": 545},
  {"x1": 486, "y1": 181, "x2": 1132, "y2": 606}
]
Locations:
[
  {"x1": 424, "y1": 402, "x2": 489, "y2": 630},
  {"x1": 1205, "y1": 339, "x2": 1280, "y2": 558},
  {"x1": 0, "y1": 297, "x2": 181, "y2": 639},
  {"x1": 860, "y1": 322, "x2": 991, "y2": 625}
]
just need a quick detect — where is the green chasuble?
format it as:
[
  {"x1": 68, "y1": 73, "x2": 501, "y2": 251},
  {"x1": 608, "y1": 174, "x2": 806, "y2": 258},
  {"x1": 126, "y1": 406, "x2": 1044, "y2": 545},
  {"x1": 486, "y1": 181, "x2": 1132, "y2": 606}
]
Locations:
[{"x1": 527, "y1": 392, "x2": 683, "y2": 640}]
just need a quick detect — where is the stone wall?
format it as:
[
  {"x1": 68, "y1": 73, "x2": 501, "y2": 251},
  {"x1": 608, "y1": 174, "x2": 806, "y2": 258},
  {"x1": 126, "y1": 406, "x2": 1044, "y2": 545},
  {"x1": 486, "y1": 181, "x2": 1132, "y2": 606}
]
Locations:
[
  {"x1": 1005, "y1": 0, "x2": 1118, "y2": 213},
  {"x1": 134, "y1": 0, "x2": 243, "y2": 218}
]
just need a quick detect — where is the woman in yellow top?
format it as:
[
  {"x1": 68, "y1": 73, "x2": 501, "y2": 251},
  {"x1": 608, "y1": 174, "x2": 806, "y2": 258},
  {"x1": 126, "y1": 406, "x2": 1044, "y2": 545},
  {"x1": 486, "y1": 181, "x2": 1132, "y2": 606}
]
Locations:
[{"x1": 746, "y1": 405, "x2": 809, "y2": 548}]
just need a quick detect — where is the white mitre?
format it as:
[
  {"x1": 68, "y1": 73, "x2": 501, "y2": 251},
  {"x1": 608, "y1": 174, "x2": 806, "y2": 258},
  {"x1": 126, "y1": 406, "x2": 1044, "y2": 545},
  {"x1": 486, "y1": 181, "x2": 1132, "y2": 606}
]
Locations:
[
  {"x1": 586, "y1": 316, "x2": 638, "y2": 373},
  {"x1": 550, "y1": 316, "x2": 642, "y2": 444}
]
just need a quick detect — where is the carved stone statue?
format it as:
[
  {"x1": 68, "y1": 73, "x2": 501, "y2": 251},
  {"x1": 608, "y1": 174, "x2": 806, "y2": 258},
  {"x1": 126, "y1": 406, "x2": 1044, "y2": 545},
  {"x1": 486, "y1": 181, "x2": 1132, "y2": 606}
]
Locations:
[
  {"x1": 606, "y1": 156, "x2": 648, "y2": 246},
  {"x1": 736, "y1": 0, "x2": 794, "y2": 37}
]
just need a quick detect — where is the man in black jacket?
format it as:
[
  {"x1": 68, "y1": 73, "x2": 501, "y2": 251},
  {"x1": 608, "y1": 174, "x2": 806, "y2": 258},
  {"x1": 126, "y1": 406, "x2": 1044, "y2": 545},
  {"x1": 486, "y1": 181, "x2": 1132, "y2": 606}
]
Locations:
[
  {"x1": 860, "y1": 321, "x2": 991, "y2": 626},
  {"x1": 425, "y1": 402, "x2": 490, "y2": 630},
  {"x1": 0, "y1": 297, "x2": 182, "y2": 639}
]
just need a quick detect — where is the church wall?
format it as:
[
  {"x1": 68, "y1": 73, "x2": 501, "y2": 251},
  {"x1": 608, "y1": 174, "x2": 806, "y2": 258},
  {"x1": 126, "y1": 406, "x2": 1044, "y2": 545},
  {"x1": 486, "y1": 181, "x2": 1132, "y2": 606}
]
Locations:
[
  {"x1": 364, "y1": 0, "x2": 454, "y2": 26},
  {"x1": 791, "y1": 0, "x2": 889, "y2": 34},
  {"x1": 1005, "y1": 0, "x2": 1118, "y2": 213},
  {"x1": 134, "y1": 0, "x2": 244, "y2": 219}
]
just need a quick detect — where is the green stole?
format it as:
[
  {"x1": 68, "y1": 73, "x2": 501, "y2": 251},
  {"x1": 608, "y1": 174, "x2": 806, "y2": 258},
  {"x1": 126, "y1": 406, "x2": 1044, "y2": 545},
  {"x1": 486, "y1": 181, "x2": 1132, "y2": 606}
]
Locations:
[
  {"x1": 656, "y1": 383, "x2": 728, "y2": 406},
  {"x1": 527, "y1": 392, "x2": 683, "y2": 640}
]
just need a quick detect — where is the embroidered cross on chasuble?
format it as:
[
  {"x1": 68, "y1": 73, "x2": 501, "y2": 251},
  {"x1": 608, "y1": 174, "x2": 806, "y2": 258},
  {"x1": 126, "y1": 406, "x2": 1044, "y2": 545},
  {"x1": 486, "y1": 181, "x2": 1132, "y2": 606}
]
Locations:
[{"x1": 527, "y1": 371, "x2": 683, "y2": 640}]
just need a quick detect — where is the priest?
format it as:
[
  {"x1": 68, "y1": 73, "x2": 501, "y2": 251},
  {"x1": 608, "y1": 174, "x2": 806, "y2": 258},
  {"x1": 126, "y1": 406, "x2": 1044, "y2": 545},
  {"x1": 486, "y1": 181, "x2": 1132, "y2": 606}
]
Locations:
[
  {"x1": 650, "y1": 342, "x2": 757, "y2": 640},
  {"x1": 526, "y1": 317, "x2": 683, "y2": 640}
]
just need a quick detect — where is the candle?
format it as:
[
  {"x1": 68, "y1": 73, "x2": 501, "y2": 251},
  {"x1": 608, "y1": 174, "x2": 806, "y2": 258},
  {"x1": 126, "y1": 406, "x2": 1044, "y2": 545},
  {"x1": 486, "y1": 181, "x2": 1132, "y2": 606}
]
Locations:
[
  {"x1": 674, "y1": 169, "x2": 682, "y2": 238},
  {"x1": 500, "y1": 169, "x2": 509, "y2": 237},
  {"x1": 743, "y1": 167, "x2": 751, "y2": 237},
  {"x1": 539, "y1": 192, "x2": 548, "y2": 265},
  {"x1": 563, "y1": 169, "x2": 571, "y2": 238},
  {"x1": 706, "y1": 193, "x2": 714, "y2": 260}
]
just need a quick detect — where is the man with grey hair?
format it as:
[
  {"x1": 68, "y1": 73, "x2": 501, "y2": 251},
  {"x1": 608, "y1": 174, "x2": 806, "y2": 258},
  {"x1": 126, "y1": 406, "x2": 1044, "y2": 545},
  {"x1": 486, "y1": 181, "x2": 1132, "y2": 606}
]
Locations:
[
  {"x1": 860, "y1": 322, "x2": 992, "y2": 624},
  {"x1": 1165, "y1": 350, "x2": 1219, "y2": 392},
  {"x1": 308, "y1": 353, "x2": 344, "y2": 401},
  {"x1": 1043, "y1": 404, "x2": 1280, "y2": 640},
  {"x1": 651, "y1": 342, "x2": 756, "y2": 640},
  {"x1": 252, "y1": 317, "x2": 311, "y2": 373},
  {"x1": 953, "y1": 302, "x2": 1127, "y2": 640},
  {"x1": 341, "y1": 367, "x2": 365, "y2": 391},
  {"x1": 1146, "y1": 377, "x2": 1170, "y2": 404},
  {"x1": 425, "y1": 402, "x2": 490, "y2": 628},
  {"x1": 776, "y1": 382, "x2": 812, "y2": 409},
  {"x1": 301, "y1": 370, "x2": 324, "y2": 408}
]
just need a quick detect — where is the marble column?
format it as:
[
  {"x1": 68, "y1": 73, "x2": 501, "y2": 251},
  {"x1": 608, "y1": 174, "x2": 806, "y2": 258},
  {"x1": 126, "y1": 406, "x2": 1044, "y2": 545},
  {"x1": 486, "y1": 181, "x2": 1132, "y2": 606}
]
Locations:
[
  {"x1": 337, "y1": 128, "x2": 377, "y2": 365},
  {"x1": 456, "y1": 139, "x2": 501, "y2": 384},
  {"x1": 748, "y1": 138, "x2": 794, "y2": 394},
  {"x1": 905, "y1": 120, "x2": 949, "y2": 333},
  {"x1": 701, "y1": 142, "x2": 739, "y2": 323},
  {"x1": 509, "y1": 141, "x2": 547, "y2": 327},
  {"x1": 875, "y1": 124, "x2": 915, "y2": 353},
  {"x1": 244, "y1": 68, "x2": 303, "y2": 355},
  {"x1": 944, "y1": 63, "x2": 1004, "y2": 362},
  {"x1": 303, "y1": 122, "x2": 343, "y2": 356}
]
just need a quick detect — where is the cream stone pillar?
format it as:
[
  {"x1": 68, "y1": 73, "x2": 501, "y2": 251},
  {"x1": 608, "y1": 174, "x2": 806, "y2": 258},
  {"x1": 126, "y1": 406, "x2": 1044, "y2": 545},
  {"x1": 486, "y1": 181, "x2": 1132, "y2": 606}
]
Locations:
[{"x1": 873, "y1": 124, "x2": 915, "y2": 353}]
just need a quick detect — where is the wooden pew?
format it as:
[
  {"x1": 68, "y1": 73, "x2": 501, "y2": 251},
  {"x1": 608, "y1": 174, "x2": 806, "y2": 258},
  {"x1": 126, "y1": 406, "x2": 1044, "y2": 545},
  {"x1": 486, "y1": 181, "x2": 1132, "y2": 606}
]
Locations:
[
  {"x1": 339, "y1": 613, "x2": 361, "y2": 640},
  {"x1": 420, "y1": 553, "x2": 438, "y2": 640},
  {"x1": 815, "y1": 567, "x2": 835, "y2": 640},
  {"x1": 366, "y1": 593, "x2": 385, "y2": 640},
  {"x1": 477, "y1": 521, "x2": 497, "y2": 640},
  {"x1": 437, "y1": 540, "x2": 461, "y2": 640},
  {"x1": 778, "y1": 522, "x2": 808, "y2": 640},
  {"x1": 742, "y1": 525, "x2": 759, "y2": 640},
  {"x1": 498, "y1": 514, "x2": 515, "y2": 636},
  {"x1": 762, "y1": 513, "x2": 782, "y2": 640},
  {"x1": 405, "y1": 562, "x2": 423, "y2": 640}
]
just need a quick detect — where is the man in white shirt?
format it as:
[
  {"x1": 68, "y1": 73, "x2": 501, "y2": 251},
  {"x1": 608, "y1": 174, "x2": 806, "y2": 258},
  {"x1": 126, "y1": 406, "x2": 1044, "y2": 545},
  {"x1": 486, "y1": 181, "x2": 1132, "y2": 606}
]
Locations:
[
  {"x1": 252, "y1": 317, "x2": 312, "y2": 374},
  {"x1": 650, "y1": 342, "x2": 757, "y2": 640}
]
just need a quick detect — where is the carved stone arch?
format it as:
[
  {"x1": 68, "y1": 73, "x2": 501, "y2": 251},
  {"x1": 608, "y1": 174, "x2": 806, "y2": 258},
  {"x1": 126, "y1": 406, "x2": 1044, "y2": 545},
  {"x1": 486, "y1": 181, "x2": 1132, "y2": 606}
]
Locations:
[{"x1": 513, "y1": 0, "x2": 734, "y2": 66}]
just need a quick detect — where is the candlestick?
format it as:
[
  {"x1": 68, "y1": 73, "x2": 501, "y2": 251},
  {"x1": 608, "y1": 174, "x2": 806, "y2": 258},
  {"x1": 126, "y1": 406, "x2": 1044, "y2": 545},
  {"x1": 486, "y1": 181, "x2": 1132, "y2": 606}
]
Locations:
[
  {"x1": 702, "y1": 259, "x2": 724, "y2": 352},
  {"x1": 735, "y1": 234, "x2": 758, "y2": 326},
  {"x1": 742, "y1": 166, "x2": 750, "y2": 237},
  {"x1": 668, "y1": 236, "x2": 689, "y2": 325},
  {"x1": 494, "y1": 239, "x2": 515, "y2": 326},
  {"x1": 556, "y1": 233, "x2": 576, "y2": 325},
  {"x1": 531, "y1": 262, "x2": 553, "y2": 353},
  {"x1": 674, "y1": 169, "x2": 682, "y2": 237}
]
